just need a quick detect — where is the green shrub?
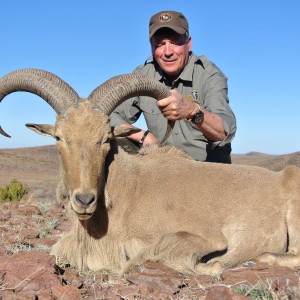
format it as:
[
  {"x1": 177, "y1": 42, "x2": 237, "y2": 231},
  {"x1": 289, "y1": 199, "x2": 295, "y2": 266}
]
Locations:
[
  {"x1": 0, "y1": 179, "x2": 29, "y2": 203},
  {"x1": 235, "y1": 284, "x2": 274, "y2": 299}
]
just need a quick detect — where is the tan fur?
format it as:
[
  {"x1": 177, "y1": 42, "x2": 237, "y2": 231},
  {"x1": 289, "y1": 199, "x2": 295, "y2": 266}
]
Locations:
[{"x1": 28, "y1": 101, "x2": 300, "y2": 276}]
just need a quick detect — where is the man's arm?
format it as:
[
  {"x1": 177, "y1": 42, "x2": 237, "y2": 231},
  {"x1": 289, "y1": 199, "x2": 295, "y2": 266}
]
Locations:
[
  {"x1": 156, "y1": 89, "x2": 226, "y2": 142},
  {"x1": 110, "y1": 97, "x2": 159, "y2": 146},
  {"x1": 117, "y1": 123, "x2": 159, "y2": 146}
]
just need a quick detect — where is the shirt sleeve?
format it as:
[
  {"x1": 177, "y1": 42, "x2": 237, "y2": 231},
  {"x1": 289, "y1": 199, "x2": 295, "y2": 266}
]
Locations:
[
  {"x1": 201, "y1": 59, "x2": 237, "y2": 147},
  {"x1": 109, "y1": 97, "x2": 142, "y2": 127}
]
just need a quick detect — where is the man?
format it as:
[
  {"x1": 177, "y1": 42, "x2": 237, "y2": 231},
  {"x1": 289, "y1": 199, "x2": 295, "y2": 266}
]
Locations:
[{"x1": 110, "y1": 10, "x2": 236, "y2": 163}]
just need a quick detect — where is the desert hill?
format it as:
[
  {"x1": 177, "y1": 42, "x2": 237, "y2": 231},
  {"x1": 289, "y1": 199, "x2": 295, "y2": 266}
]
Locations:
[
  {"x1": 232, "y1": 151, "x2": 300, "y2": 171},
  {"x1": 0, "y1": 145, "x2": 59, "y2": 195}
]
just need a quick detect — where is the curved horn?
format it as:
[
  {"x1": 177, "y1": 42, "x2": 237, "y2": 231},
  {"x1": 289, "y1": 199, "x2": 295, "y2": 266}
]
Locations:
[
  {"x1": 0, "y1": 68, "x2": 80, "y2": 112},
  {"x1": 22, "y1": 69, "x2": 80, "y2": 104},
  {"x1": 0, "y1": 126, "x2": 10, "y2": 138},
  {"x1": 88, "y1": 74, "x2": 174, "y2": 143},
  {"x1": 0, "y1": 68, "x2": 80, "y2": 137},
  {"x1": 88, "y1": 74, "x2": 171, "y2": 115}
]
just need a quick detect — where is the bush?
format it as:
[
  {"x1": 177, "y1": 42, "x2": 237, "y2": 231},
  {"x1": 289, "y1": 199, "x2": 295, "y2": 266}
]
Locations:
[{"x1": 0, "y1": 179, "x2": 29, "y2": 203}]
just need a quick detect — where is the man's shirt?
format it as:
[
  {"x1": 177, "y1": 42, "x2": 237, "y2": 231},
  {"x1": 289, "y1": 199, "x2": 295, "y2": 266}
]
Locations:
[{"x1": 110, "y1": 52, "x2": 237, "y2": 163}]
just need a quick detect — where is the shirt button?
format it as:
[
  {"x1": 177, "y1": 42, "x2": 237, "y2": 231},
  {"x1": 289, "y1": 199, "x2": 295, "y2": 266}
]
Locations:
[
  {"x1": 151, "y1": 109, "x2": 154, "y2": 113},
  {"x1": 175, "y1": 131, "x2": 178, "y2": 135}
]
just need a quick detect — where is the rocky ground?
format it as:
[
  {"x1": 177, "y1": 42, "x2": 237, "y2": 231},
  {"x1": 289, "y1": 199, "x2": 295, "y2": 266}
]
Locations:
[{"x1": 1, "y1": 197, "x2": 300, "y2": 299}]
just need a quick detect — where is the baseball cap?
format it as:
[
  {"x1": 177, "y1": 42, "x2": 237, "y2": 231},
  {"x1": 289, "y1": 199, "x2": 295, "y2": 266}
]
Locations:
[{"x1": 149, "y1": 11, "x2": 189, "y2": 39}]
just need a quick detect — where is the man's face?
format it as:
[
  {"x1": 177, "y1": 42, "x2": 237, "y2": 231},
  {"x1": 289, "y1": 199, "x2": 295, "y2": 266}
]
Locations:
[{"x1": 151, "y1": 29, "x2": 192, "y2": 80}]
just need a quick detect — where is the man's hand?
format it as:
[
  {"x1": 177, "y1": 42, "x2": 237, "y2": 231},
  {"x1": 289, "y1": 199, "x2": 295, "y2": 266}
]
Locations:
[
  {"x1": 119, "y1": 124, "x2": 159, "y2": 146},
  {"x1": 156, "y1": 89, "x2": 196, "y2": 121},
  {"x1": 156, "y1": 89, "x2": 226, "y2": 141}
]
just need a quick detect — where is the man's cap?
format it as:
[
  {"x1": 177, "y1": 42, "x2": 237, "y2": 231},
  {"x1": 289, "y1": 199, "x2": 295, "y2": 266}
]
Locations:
[{"x1": 149, "y1": 11, "x2": 189, "y2": 39}]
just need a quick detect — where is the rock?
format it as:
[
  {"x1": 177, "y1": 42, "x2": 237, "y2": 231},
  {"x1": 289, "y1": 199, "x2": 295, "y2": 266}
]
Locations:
[
  {"x1": 221, "y1": 263, "x2": 299, "y2": 290},
  {"x1": 51, "y1": 284, "x2": 81, "y2": 300},
  {"x1": 126, "y1": 262, "x2": 184, "y2": 295},
  {"x1": 0, "y1": 213, "x2": 11, "y2": 221},
  {"x1": 206, "y1": 286, "x2": 248, "y2": 300},
  {"x1": 60, "y1": 268, "x2": 83, "y2": 288},
  {"x1": 0, "y1": 226, "x2": 8, "y2": 232},
  {"x1": 18, "y1": 228, "x2": 39, "y2": 239},
  {"x1": 0, "y1": 251, "x2": 60, "y2": 298},
  {"x1": 18, "y1": 205, "x2": 42, "y2": 215}
]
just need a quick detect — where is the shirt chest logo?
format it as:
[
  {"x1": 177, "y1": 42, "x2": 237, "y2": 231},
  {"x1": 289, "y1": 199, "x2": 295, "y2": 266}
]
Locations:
[{"x1": 186, "y1": 89, "x2": 199, "y2": 102}]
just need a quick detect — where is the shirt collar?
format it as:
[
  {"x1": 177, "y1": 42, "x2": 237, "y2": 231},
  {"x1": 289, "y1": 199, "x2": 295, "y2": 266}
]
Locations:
[{"x1": 147, "y1": 52, "x2": 199, "y2": 85}]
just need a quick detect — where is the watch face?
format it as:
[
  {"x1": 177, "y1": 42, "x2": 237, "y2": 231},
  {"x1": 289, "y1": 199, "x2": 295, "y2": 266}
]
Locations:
[{"x1": 193, "y1": 110, "x2": 204, "y2": 124}]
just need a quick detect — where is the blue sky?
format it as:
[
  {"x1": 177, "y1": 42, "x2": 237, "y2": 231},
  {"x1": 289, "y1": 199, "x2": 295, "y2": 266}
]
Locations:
[{"x1": 0, "y1": 0, "x2": 299, "y2": 155}]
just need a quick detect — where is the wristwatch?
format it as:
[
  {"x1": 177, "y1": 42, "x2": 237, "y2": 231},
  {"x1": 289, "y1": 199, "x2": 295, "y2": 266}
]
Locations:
[{"x1": 192, "y1": 108, "x2": 204, "y2": 124}]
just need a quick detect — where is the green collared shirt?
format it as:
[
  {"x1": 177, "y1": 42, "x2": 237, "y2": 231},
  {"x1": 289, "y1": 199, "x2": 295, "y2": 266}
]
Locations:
[{"x1": 110, "y1": 52, "x2": 237, "y2": 163}]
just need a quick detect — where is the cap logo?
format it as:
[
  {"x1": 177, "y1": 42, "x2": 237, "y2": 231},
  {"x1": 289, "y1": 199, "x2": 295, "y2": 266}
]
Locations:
[{"x1": 159, "y1": 13, "x2": 172, "y2": 23}]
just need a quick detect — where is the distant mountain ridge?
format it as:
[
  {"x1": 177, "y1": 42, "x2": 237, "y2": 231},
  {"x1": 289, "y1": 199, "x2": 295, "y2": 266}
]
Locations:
[{"x1": 232, "y1": 151, "x2": 300, "y2": 171}]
